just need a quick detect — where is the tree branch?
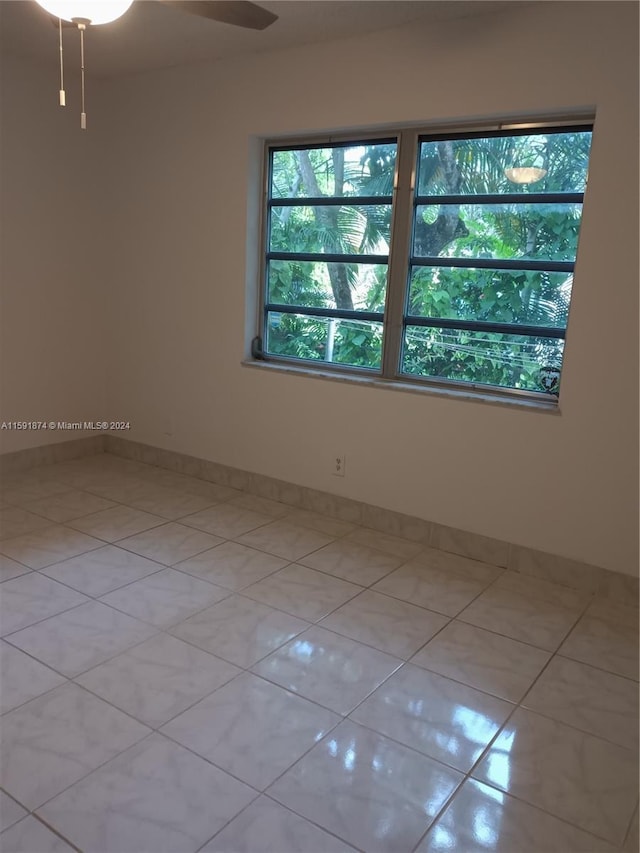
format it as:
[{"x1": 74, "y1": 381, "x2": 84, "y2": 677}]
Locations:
[{"x1": 296, "y1": 150, "x2": 354, "y2": 311}]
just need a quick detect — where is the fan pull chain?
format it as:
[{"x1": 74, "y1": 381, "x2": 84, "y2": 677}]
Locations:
[
  {"x1": 58, "y1": 18, "x2": 66, "y2": 106},
  {"x1": 78, "y1": 22, "x2": 87, "y2": 129}
]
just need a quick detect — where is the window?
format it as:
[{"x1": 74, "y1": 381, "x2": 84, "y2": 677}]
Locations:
[{"x1": 257, "y1": 120, "x2": 593, "y2": 402}]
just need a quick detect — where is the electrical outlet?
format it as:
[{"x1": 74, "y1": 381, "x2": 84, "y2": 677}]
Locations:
[{"x1": 332, "y1": 453, "x2": 346, "y2": 477}]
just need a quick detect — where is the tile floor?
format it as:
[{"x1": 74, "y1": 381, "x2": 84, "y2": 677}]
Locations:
[{"x1": 0, "y1": 453, "x2": 638, "y2": 853}]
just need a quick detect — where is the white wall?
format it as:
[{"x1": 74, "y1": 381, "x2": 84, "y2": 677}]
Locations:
[
  {"x1": 0, "y1": 47, "x2": 110, "y2": 453},
  {"x1": 3, "y1": 2, "x2": 638, "y2": 577}
]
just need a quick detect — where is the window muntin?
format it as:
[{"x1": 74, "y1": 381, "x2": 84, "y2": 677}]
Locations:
[
  {"x1": 403, "y1": 125, "x2": 591, "y2": 396},
  {"x1": 264, "y1": 140, "x2": 397, "y2": 372},
  {"x1": 260, "y1": 123, "x2": 592, "y2": 401},
  {"x1": 266, "y1": 313, "x2": 384, "y2": 369},
  {"x1": 412, "y1": 202, "x2": 583, "y2": 262},
  {"x1": 402, "y1": 327, "x2": 565, "y2": 392},
  {"x1": 406, "y1": 268, "x2": 573, "y2": 329},
  {"x1": 267, "y1": 260, "x2": 388, "y2": 312},
  {"x1": 269, "y1": 204, "x2": 393, "y2": 256},
  {"x1": 416, "y1": 130, "x2": 592, "y2": 195},
  {"x1": 271, "y1": 142, "x2": 396, "y2": 199}
]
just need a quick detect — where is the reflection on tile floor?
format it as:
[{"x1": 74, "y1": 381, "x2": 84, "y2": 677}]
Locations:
[{"x1": 0, "y1": 454, "x2": 637, "y2": 852}]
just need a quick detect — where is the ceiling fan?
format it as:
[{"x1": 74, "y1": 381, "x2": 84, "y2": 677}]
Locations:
[
  {"x1": 40, "y1": 1, "x2": 279, "y2": 31},
  {"x1": 34, "y1": 0, "x2": 278, "y2": 127}
]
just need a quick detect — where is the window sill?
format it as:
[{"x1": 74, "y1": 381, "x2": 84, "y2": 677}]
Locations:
[{"x1": 241, "y1": 359, "x2": 561, "y2": 414}]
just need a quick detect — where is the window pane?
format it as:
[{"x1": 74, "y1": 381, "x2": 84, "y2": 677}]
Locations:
[
  {"x1": 269, "y1": 204, "x2": 392, "y2": 255},
  {"x1": 413, "y1": 202, "x2": 582, "y2": 262},
  {"x1": 402, "y1": 326, "x2": 564, "y2": 393},
  {"x1": 407, "y1": 267, "x2": 572, "y2": 328},
  {"x1": 267, "y1": 261, "x2": 388, "y2": 313},
  {"x1": 271, "y1": 143, "x2": 397, "y2": 199},
  {"x1": 266, "y1": 312, "x2": 382, "y2": 369},
  {"x1": 262, "y1": 124, "x2": 592, "y2": 397},
  {"x1": 417, "y1": 131, "x2": 591, "y2": 195}
]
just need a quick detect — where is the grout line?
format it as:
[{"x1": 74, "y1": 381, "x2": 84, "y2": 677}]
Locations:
[
  {"x1": 85, "y1": 584, "x2": 235, "y2": 632},
  {"x1": 316, "y1": 610, "x2": 454, "y2": 663},
  {"x1": 191, "y1": 797, "x2": 262, "y2": 853},
  {"x1": 1, "y1": 485, "x2": 629, "y2": 670},
  {"x1": 6, "y1": 506, "x2": 629, "y2": 679},
  {"x1": 37, "y1": 562, "x2": 168, "y2": 597},
  {"x1": 1, "y1": 600, "x2": 90, "y2": 645},
  {"x1": 168, "y1": 549, "x2": 290, "y2": 590},
  {"x1": 403, "y1": 653, "x2": 537, "y2": 706},
  {"x1": 241, "y1": 639, "x2": 395, "y2": 719},
  {"x1": 25, "y1": 812, "x2": 83, "y2": 851},
  {"x1": 30, "y1": 730, "x2": 158, "y2": 818},
  {"x1": 159, "y1": 709, "x2": 319, "y2": 795},
  {"x1": 409, "y1": 774, "x2": 626, "y2": 853},
  {"x1": 258, "y1": 709, "x2": 464, "y2": 853},
  {"x1": 164, "y1": 611, "x2": 312, "y2": 671},
  {"x1": 2, "y1": 454, "x2": 638, "y2": 852},
  {"x1": 412, "y1": 595, "x2": 627, "y2": 844},
  {"x1": 262, "y1": 793, "x2": 367, "y2": 853},
  {"x1": 194, "y1": 789, "x2": 366, "y2": 853},
  {"x1": 6, "y1": 453, "x2": 637, "y2": 603},
  {"x1": 73, "y1": 657, "x2": 245, "y2": 733},
  {"x1": 514, "y1": 699, "x2": 640, "y2": 753},
  {"x1": 0, "y1": 641, "x2": 71, "y2": 700},
  {"x1": 106, "y1": 446, "x2": 638, "y2": 600},
  {"x1": 6, "y1": 650, "x2": 635, "y2": 850},
  {"x1": 620, "y1": 801, "x2": 639, "y2": 851},
  {"x1": 234, "y1": 584, "x2": 363, "y2": 624},
  {"x1": 553, "y1": 651, "x2": 640, "y2": 684}
]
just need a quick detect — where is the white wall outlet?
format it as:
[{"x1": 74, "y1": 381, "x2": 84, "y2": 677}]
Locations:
[{"x1": 333, "y1": 453, "x2": 346, "y2": 477}]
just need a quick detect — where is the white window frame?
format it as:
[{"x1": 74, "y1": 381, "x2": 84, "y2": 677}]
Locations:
[{"x1": 253, "y1": 116, "x2": 594, "y2": 406}]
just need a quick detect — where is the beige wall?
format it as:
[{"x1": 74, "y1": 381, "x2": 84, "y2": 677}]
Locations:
[
  {"x1": 2, "y1": 2, "x2": 638, "y2": 576},
  {"x1": 0, "y1": 47, "x2": 110, "y2": 453}
]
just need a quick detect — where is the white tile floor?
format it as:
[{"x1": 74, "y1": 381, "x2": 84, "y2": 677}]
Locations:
[{"x1": 0, "y1": 453, "x2": 638, "y2": 853}]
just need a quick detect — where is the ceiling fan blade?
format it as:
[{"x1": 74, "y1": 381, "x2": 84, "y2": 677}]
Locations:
[{"x1": 160, "y1": 1, "x2": 277, "y2": 30}]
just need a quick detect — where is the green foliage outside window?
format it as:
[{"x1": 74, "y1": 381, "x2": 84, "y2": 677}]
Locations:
[{"x1": 263, "y1": 128, "x2": 592, "y2": 396}]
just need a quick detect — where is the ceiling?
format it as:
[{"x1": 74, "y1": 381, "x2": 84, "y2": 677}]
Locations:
[{"x1": 0, "y1": 0, "x2": 507, "y2": 78}]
